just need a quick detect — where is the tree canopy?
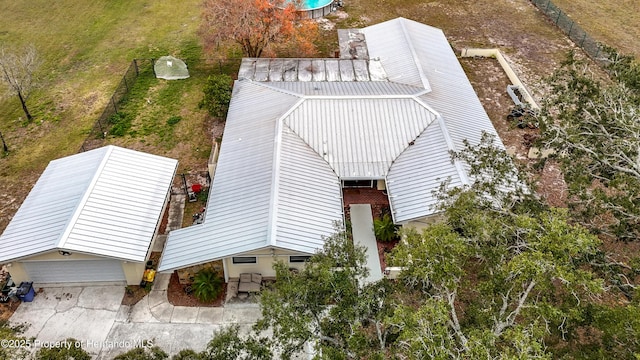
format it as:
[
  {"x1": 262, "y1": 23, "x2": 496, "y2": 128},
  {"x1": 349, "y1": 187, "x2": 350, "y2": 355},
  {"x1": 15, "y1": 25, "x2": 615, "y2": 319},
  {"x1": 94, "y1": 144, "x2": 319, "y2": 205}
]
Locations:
[
  {"x1": 199, "y1": 0, "x2": 318, "y2": 58},
  {"x1": 539, "y1": 51, "x2": 640, "y2": 241}
]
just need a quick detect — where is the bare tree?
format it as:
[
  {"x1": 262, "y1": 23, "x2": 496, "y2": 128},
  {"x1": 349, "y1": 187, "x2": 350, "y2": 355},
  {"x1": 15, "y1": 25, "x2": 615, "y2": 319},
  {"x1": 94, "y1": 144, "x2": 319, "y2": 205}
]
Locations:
[
  {"x1": 0, "y1": 131, "x2": 7, "y2": 153},
  {"x1": 0, "y1": 44, "x2": 40, "y2": 122}
]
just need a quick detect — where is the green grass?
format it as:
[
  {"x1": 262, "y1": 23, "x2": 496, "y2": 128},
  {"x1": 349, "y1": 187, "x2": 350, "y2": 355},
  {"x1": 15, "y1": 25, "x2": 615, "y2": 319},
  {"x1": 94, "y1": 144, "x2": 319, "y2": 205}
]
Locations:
[
  {"x1": 0, "y1": 0, "x2": 203, "y2": 231},
  {"x1": 0, "y1": 0, "x2": 202, "y2": 171}
]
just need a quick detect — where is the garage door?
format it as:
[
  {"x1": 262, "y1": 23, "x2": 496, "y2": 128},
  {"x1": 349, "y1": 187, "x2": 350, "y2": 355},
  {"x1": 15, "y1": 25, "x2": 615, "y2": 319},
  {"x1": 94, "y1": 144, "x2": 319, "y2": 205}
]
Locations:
[{"x1": 21, "y1": 260, "x2": 126, "y2": 284}]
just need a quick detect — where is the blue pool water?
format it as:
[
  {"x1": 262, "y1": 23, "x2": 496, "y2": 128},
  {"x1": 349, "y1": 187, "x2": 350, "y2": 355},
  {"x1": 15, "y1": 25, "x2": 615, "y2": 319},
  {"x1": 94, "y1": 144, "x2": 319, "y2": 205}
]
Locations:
[{"x1": 302, "y1": 0, "x2": 332, "y2": 9}]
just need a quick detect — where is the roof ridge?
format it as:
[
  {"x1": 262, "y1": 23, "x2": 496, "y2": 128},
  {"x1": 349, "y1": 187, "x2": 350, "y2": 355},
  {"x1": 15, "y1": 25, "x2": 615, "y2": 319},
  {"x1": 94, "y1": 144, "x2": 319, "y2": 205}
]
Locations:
[
  {"x1": 238, "y1": 78, "x2": 304, "y2": 98},
  {"x1": 265, "y1": 98, "x2": 307, "y2": 247},
  {"x1": 398, "y1": 18, "x2": 431, "y2": 91}
]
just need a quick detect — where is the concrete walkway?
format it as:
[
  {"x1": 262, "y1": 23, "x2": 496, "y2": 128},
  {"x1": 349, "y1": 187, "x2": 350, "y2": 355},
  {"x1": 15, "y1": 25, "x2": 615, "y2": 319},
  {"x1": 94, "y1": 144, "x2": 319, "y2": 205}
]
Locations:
[{"x1": 350, "y1": 204, "x2": 383, "y2": 284}]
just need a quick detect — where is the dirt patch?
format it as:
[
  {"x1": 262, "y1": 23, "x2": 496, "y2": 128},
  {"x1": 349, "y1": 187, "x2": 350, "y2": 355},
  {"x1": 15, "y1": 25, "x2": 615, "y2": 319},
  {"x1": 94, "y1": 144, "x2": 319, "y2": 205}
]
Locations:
[
  {"x1": 121, "y1": 285, "x2": 149, "y2": 306},
  {"x1": 120, "y1": 252, "x2": 163, "y2": 306},
  {"x1": 460, "y1": 56, "x2": 567, "y2": 207},
  {"x1": 0, "y1": 301, "x2": 20, "y2": 322},
  {"x1": 166, "y1": 272, "x2": 226, "y2": 307}
]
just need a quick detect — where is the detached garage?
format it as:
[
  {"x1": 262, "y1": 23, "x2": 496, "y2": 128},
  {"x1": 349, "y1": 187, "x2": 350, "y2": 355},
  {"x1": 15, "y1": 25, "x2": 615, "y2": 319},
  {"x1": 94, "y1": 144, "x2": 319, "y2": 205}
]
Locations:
[{"x1": 0, "y1": 145, "x2": 178, "y2": 286}]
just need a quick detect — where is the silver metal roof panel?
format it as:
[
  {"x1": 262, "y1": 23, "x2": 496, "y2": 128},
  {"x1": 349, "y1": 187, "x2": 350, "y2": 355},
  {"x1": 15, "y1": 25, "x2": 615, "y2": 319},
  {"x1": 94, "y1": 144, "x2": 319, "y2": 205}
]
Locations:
[
  {"x1": 0, "y1": 146, "x2": 178, "y2": 263},
  {"x1": 265, "y1": 81, "x2": 422, "y2": 96},
  {"x1": 158, "y1": 81, "x2": 304, "y2": 272},
  {"x1": 387, "y1": 121, "x2": 464, "y2": 223},
  {"x1": 274, "y1": 128, "x2": 343, "y2": 253},
  {"x1": 284, "y1": 98, "x2": 437, "y2": 178},
  {"x1": 362, "y1": 18, "x2": 432, "y2": 90}
]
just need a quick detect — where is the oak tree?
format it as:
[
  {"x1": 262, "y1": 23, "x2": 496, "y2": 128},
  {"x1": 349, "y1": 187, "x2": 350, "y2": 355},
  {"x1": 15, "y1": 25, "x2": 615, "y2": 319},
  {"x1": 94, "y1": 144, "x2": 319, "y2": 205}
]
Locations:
[
  {"x1": 255, "y1": 225, "x2": 397, "y2": 359},
  {"x1": 388, "y1": 134, "x2": 603, "y2": 358},
  {"x1": 539, "y1": 51, "x2": 640, "y2": 241}
]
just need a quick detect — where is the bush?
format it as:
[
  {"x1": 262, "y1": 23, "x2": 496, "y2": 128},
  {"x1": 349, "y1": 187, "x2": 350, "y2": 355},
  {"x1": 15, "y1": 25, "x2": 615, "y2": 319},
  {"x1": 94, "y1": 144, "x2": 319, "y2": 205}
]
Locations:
[
  {"x1": 192, "y1": 268, "x2": 223, "y2": 303},
  {"x1": 113, "y1": 346, "x2": 168, "y2": 360},
  {"x1": 108, "y1": 112, "x2": 132, "y2": 137},
  {"x1": 199, "y1": 74, "x2": 232, "y2": 118},
  {"x1": 35, "y1": 338, "x2": 91, "y2": 360},
  {"x1": 166, "y1": 115, "x2": 182, "y2": 126},
  {"x1": 373, "y1": 214, "x2": 399, "y2": 242}
]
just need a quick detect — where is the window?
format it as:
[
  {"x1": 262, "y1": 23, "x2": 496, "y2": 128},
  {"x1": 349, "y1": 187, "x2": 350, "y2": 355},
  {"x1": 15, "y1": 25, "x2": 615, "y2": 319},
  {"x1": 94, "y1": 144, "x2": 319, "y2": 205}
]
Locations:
[
  {"x1": 290, "y1": 256, "x2": 311, "y2": 263},
  {"x1": 342, "y1": 180, "x2": 374, "y2": 188},
  {"x1": 232, "y1": 257, "x2": 257, "y2": 264}
]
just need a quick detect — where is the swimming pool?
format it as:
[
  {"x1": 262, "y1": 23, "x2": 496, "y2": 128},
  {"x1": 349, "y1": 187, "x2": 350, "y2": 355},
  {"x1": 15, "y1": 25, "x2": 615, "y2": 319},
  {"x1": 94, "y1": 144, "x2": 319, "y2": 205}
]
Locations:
[
  {"x1": 296, "y1": 0, "x2": 336, "y2": 18},
  {"x1": 302, "y1": 0, "x2": 332, "y2": 10}
]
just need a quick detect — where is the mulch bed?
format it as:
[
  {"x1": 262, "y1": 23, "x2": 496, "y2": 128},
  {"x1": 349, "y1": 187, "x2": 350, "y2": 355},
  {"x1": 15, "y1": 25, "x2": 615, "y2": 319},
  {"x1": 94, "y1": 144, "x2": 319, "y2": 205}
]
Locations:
[
  {"x1": 377, "y1": 239, "x2": 400, "y2": 271},
  {"x1": 158, "y1": 203, "x2": 170, "y2": 235},
  {"x1": 166, "y1": 272, "x2": 226, "y2": 307}
]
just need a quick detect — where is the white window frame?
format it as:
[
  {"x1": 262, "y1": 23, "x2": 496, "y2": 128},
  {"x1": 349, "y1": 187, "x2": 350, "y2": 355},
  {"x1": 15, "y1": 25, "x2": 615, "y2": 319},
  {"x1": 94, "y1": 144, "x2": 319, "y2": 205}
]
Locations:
[
  {"x1": 232, "y1": 257, "x2": 257, "y2": 264},
  {"x1": 289, "y1": 256, "x2": 311, "y2": 263}
]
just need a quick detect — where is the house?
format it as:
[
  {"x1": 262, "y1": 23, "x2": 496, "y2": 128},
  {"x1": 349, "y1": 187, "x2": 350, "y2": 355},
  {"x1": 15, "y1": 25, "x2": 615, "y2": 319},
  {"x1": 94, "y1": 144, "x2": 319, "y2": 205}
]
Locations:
[
  {"x1": 158, "y1": 18, "x2": 503, "y2": 281},
  {"x1": 0, "y1": 145, "x2": 178, "y2": 285}
]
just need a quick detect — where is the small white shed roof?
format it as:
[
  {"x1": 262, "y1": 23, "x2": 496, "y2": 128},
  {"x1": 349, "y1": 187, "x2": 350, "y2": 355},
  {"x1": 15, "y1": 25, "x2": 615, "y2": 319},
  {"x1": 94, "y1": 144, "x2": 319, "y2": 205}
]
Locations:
[{"x1": 0, "y1": 146, "x2": 178, "y2": 263}]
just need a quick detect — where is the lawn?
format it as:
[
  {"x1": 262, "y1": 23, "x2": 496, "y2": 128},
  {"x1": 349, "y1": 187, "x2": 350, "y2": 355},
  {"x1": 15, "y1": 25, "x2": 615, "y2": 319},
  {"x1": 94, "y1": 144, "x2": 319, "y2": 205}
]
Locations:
[
  {"x1": 550, "y1": 0, "x2": 640, "y2": 57},
  {"x1": 0, "y1": 0, "x2": 636, "y2": 233},
  {"x1": 0, "y1": 0, "x2": 204, "y2": 230}
]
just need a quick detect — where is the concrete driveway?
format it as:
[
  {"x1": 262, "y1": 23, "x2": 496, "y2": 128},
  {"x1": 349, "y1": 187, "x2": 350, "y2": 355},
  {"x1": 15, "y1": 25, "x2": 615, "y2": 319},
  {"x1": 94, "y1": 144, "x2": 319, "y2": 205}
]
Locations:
[{"x1": 9, "y1": 273, "x2": 262, "y2": 359}]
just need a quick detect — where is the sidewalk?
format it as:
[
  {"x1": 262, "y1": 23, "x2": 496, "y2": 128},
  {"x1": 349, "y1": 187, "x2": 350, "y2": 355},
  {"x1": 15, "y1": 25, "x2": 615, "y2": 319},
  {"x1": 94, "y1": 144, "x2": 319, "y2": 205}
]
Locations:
[{"x1": 350, "y1": 204, "x2": 383, "y2": 284}]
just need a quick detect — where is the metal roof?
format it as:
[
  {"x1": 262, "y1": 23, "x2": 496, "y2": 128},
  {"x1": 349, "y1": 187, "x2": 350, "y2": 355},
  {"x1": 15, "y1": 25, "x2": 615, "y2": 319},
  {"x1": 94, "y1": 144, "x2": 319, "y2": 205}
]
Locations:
[
  {"x1": 363, "y1": 18, "x2": 502, "y2": 222},
  {"x1": 266, "y1": 81, "x2": 423, "y2": 96},
  {"x1": 387, "y1": 117, "x2": 467, "y2": 223},
  {"x1": 274, "y1": 127, "x2": 344, "y2": 252},
  {"x1": 0, "y1": 146, "x2": 178, "y2": 263},
  {"x1": 159, "y1": 17, "x2": 505, "y2": 271},
  {"x1": 360, "y1": 18, "x2": 432, "y2": 90},
  {"x1": 284, "y1": 97, "x2": 437, "y2": 179},
  {"x1": 238, "y1": 58, "x2": 388, "y2": 82}
]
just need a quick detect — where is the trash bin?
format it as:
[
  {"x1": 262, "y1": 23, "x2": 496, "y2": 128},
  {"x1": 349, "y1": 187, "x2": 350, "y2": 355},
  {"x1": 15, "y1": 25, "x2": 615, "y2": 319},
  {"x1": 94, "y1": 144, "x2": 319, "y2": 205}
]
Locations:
[{"x1": 17, "y1": 282, "x2": 35, "y2": 302}]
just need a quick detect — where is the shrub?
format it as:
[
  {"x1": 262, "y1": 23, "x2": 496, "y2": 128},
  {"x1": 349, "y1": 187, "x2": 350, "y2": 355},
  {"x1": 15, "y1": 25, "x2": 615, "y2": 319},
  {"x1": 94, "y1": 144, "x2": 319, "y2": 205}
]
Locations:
[
  {"x1": 166, "y1": 115, "x2": 182, "y2": 126},
  {"x1": 192, "y1": 268, "x2": 223, "y2": 303},
  {"x1": 373, "y1": 214, "x2": 399, "y2": 242},
  {"x1": 108, "y1": 112, "x2": 132, "y2": 137},
  {"x1": 113, "y1": 346, "x2": 168, "y2": 360},
  {"x1": 35, "y1": 338, "x2": 91, "y2": 360},
  {"x1": 199, "y1": 74, "x2": 232, "y2": 118}
]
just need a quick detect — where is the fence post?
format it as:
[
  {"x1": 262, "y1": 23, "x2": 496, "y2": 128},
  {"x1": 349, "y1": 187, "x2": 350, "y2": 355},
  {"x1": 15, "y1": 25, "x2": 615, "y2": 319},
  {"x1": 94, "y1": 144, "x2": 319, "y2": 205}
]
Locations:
[
  {"x1": 123, "y1": 76, "x2": 129, "y2": 92},
  {"x1": 97, "y1": 117, "x2": 104, "y2": 136},
  {"x1": 112, "y1": 96, "x2": 118, "y2": 113},
  {"x1": 546, "y1": 0, "x2": 551, "y2": 12},
  {"x1": 151, "y1": 58, "x2": 156, "y2": 77},
  {"x1": 567, "y1": 21, "x2": 574, "y2": 38},
  {"x1": 555, "y1": 9, "x2": 562, "y2": 25},
  {"x1": 133, "y1": 59, "x2": 139, "y2": 76},
  {"x1": 580, "y1": 33, "x2": 587, "y2": 47}
]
